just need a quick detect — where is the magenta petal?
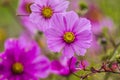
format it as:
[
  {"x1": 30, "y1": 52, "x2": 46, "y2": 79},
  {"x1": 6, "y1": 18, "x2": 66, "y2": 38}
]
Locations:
[
  {"x1": 48, "y1": 41, "x2": 65, "y2": 52},
  {"x1": 51, "y1": 13, "x2": 66, "y2": 33},
  {"x1": 62, "y1": 45, "x2": 74, "y2": 58},
  {"x1": 36, "y1": 19, "x2": 51, "y2": 32},
  {"x1": 30, "y1": 12, "x2": 43, "y2": 24},
  {"x1": 51, "y1": 60, "x2": 64, "y2": 72},
  {"x1": 32, "y1": 56, "x2": 50, "y2": 78},
  {"x1": 31, "y1": 4, "x2": 41, "y2": 12},
  {"x1": 34, "y1": 0, "x2": 47, "y2": 6},
  {"x1": 73, "y1": 18, "x2": 91, "y2": 34},
  {"x1": 64, "y1": 11, "x2": 79, "y2": 31},
  {"x1": 45, "y1": 28, "x2": 63, "y2": 38},
  {"x1": 75, "y1": 30, "x2": 92, "y2": 48},
  {"x1": 5, "y1": 39, "x2": 18, "y2": 50},
  {"x1": 67, "y1": 57, "x2": 77, "y2": 72},
  {"x1": 20, "y1": 17, "x2": 37, "y2": 34},
  {"x1": 72, "y1": 44, "x2": 86, "y2": 56},
  {"x1": 45, "y1": 28, "x2": 65, "y2": 52},
  {"x1": 53, "y1": 1, "x2": 69, "y2": 12}
]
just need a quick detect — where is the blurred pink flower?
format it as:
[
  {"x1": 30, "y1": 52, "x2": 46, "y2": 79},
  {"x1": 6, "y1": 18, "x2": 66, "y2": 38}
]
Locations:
[
  {"x1": 84, "y1": 4, "x2": 114, "y2": 53},
  {"x1": 0, "y1": 37, "x2": 50, "y2": 80},
  {"x1": 50, "y1": 57, "x2": 77, "y2": 76},
  {"x1": 45, "y1": 11, "x2": 92, "y2": 58},
  {"x1": 78, "y1": 60, "x2": 89, "y2": 70},
  {"x1": 30, "y1": 0, "x2": 69, "y2": 31},
  {"x1": 17, "y1": 0, "x2": 34, "y2": 15},
  {"x1": 17, "y1": 0, "x2": 39, "y2": 34},
  {"x1": 84, "y1": 5, "x2": 114, "y2": 35},
  {"x1": 20, "y1": 17, "x2": 38, "y2": 34}
]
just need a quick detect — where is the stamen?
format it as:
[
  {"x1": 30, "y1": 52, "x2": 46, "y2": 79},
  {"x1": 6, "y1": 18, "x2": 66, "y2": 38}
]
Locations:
[
  {"x1": 63, "y1": 32, "x2": 75, "y2": 43},
  {"x1": 12, "y1": 62, "x2": 23, "y2": 74},
  {"x1": 41, "y1": 6, "x2": 53, "y2": 19}
]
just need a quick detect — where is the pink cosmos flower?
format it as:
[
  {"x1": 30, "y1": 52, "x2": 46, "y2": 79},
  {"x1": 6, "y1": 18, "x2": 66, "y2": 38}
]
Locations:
[
  {"x1": 30, "y1": 0, "x2": 69, "y2": 31},
  {"x1": 17, "y1": 0, "x2": 38, "y2": 34},
  {"x1": 17, "y1": 0, "x2": 34, "y2": 15},
  {"x1": 45, "y1": 11, "x2": 92, "y2": 58},
  {"x1": 51, "y1": 57, "x2": 77, "y2": 76},
  {"x1": 0, "y1": 38, "x2": 50, "y2": 80}
]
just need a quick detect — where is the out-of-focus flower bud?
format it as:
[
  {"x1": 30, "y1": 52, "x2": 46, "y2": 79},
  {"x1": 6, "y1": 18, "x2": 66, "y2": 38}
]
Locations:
[
  {"x1": 78, "y1": 60, "x2": 89, "y2": 70},
  {"x1": 109, "y1": 62, "x2": 118, "y2": 71},
  {"x1": 79, "y1": 2, "x2": 88, "y2": 11},
  {"x1": 100, "y1": 38, "x2": 107, "y2": 46},
  {"x1": 78, "y1": 2, "x2": 88, "y2": 15}
]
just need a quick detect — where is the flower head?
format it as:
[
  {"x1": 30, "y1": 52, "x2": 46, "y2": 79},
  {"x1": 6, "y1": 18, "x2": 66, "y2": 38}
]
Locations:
[
  {"x1": 17, "y1": 0, "x2": 34, "y2": 15},
  {"x1": 30, "y1": 0, "x2": 69, "y2": 31},
  {"x1": 0, "y1": 38, "x2": 50, "y2": 80},
  {"x1": 45, "y1": 11, "x2": 92, "y2": 58},
  {"x1": 17, "y1": 0, "x2": 39, "y2": 34}
]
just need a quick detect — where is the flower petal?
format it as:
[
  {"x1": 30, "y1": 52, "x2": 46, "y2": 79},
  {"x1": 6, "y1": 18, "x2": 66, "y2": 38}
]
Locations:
[
  {"x1": 51, "y1": 13, "x2": 66, "y2": 33},
  {"x1": 64, "y1": 11, "x2": 79, "y2": 31},
  {"x1": 30, "y1": 12, "x2": 43, "y2": 24},
  {"x1": 31, "y1": 4, "x2": 41, "y2": 12},
  {"x1": 5, "y1": 38, "x2": 18, "y2": 50},
  {"x1": 34, "y1": 0, "x2": 47, "y2": 6},
  {"x1": 72, "y1": 44, "x2": 87, "y2": 56},
  {"x1": 62, "y1": 45, "x2": 74, "y2": 58},
  {"x1": 53, "y1": 0, "x2": 69, "y2": 12},
  {"x1": 73, "y1": 18, "x2": 91, "y2": 34}
]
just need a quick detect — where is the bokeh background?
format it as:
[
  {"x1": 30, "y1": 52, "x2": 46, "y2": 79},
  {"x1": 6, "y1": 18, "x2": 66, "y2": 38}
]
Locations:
[{"x1": 0, "y1": 0, "x2": 120, "y2": 80}]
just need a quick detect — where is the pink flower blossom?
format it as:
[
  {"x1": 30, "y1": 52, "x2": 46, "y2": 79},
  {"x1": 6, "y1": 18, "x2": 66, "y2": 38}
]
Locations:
[
  {"x1": 0, "y1": 38, "x2": 50, "y2": 80},
  {"x1": 45, "y1": 11, "x2": 92, "y2": 58},
  {"x1": 17, "y1": 0, "x2": 38, "y2": 34},
  {"x1": 30, "y1": 0, "x2": 69, "y2": 31},
  {"x1": 17, "y1": 0, "x2": 34, "y2": 15}
]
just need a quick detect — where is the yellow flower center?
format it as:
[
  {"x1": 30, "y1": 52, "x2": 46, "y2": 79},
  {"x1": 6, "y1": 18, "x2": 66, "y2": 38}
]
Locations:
[
  {"x1": 41, "y1": 7, "x2": 53, "y2": 19},
  {"x1": 63, "y1": 32, "x2": 75, "y2": 43},
  {"x1": 25, "y1": 3, "x2": 33, "y2": 13},
  {"x1": 12, "y1": 62, "x2": 24, "y2": 74}
]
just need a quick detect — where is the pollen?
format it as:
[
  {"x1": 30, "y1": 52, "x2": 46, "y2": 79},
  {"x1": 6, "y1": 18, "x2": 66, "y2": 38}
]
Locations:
[
  {"x1": 41, "y1": 7, "x2": 53, "y2": 19},
  {"x1": 12, "y1": 62, "x2": 24, "y2": 74},
  {"x1": 63, "y1": 32, "x2": 75, "y2": 43}
]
